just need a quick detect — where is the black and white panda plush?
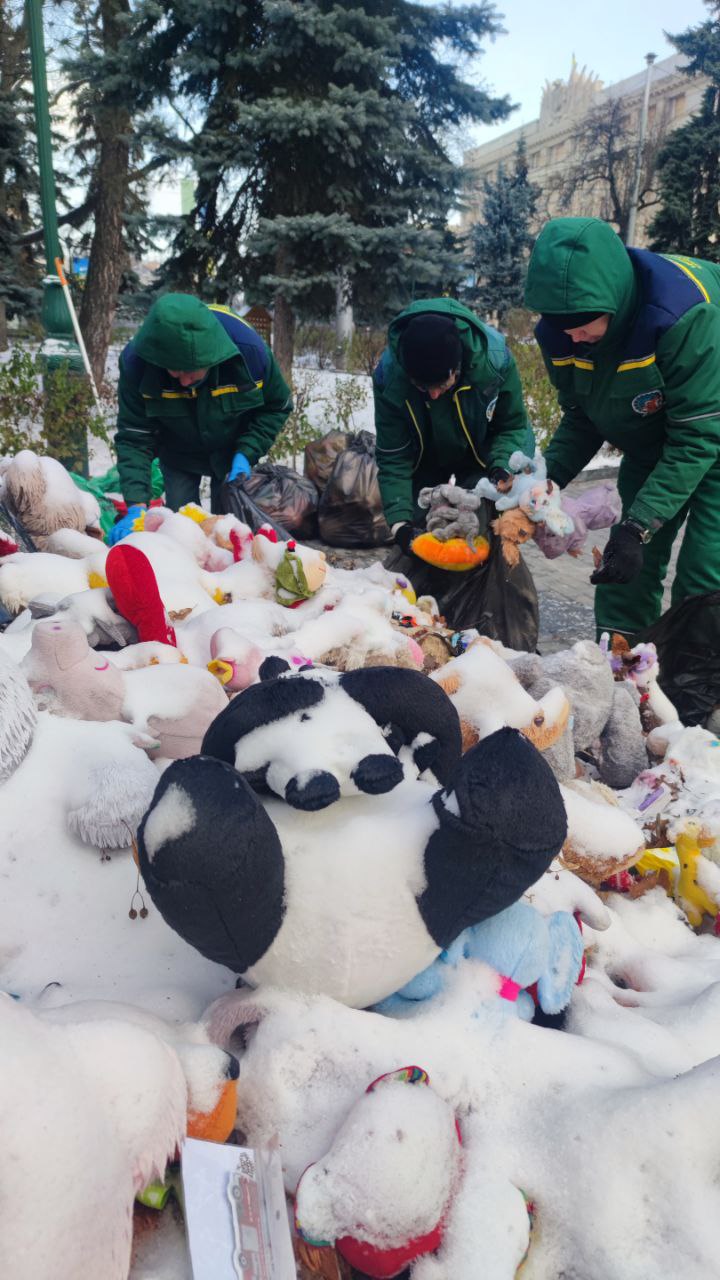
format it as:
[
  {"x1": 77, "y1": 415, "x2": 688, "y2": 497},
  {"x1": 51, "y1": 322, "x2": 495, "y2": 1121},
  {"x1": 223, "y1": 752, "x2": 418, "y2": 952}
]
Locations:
[
  {"x1": 201, "y1": 660, "x2": 463, "y2": 810},
  {"x1": 138, "y1": 668, "x2": 568, "y2": 1008}
]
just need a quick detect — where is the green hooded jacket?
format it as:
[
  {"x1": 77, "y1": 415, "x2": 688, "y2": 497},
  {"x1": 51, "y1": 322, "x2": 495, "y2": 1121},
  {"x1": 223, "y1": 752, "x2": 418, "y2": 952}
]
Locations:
[
  {"x1": 525, "y1": 217, "x2": 720, "y2": 530},
  {"x1": 115, "y1": 295, "x2": 292, "y2": 505},
  {"x1": 372, "y1": 298, "x2": 533, "y2": 526}
]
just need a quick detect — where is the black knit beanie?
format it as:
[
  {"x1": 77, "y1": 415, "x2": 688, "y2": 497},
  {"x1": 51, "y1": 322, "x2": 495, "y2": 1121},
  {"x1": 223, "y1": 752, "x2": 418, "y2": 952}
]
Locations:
[
  {"x1": 541, "y1": 310, "x2": 605, "y2": 330},
  {"x1": 400, "y1": 315, "x2": 463, "y2": 387}
]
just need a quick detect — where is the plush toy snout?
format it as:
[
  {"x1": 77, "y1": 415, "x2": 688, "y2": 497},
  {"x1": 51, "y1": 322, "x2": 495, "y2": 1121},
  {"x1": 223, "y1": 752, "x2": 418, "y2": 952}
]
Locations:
[{"x1": 351, "y1": 753, "x2": 404, "y2": 795}]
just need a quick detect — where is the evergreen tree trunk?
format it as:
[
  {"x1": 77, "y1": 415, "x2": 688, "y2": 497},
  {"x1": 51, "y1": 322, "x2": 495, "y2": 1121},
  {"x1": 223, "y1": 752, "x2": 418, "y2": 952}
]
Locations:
[
  {"x1": 78, "y1": 0, "x2": 131, "y2": 387},
  {"x1": 0, "y1": 299, "x2": 7, "y2": 351},
  {"x1": 272, "y1": 250, "x2": 295, "y2": 381}
]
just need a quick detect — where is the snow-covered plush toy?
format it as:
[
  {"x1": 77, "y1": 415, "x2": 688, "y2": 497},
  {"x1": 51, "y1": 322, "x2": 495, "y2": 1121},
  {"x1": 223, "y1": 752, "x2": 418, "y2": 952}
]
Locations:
[
  {"x1": 378, "y1": 900, "x2": 585, "y2": 1022},
  {"x1": 0, "y1": 648, "x2": 159, "y2": 848},
  {"x1": 294, "y1": 1066, "x2": 462, "y2": 1279},
  {"x1": 250, "y1": 527, "x2": 327, "y2": 599},
  {"x1": 0, "y1": 546, "x2": 109, "y2": 614},
  {"x1": 624, "y1": 723, "x2": 720, "y2": 859},
  {"x1": 138, "y1": 723, "x2": 568, "y2": 1007},
  {"x1": 207, "y1": 627, "x2": 266, "y2": 691},
  {"x1": 0, "y1": 995, "x2": 239, "y2": 1280},
  {"x1": 201, "y1": 661, "x2": 461, "y2": 810},
  {"x1": 27, "y1": 587, "x2": 137, "y2": 650},
  {"x1": 509, "y1": 640, "x2": 648, "y2": 788},
  {"x1": 137, "y1": 505, "x2": 234, "y2": 570},
  {"x1": 1, "y1": 449, "x2": 101, "y2": 546},
  {"x1": 34, "y1": 995, "x2": 241, "y2": 1146},
  {"x1": 205, "y1": 975, "x2": 720, "y2": 1280},
  {"x1": 600, "y1": 632, "x2": 678, "y2": 730},
  {"x1": 558, "y1": 778, "x2": 645, "y2": 884},
  {"x1": 432, "y1": 640, "x2": 569, "y2": 753},
  {"x1": 412, "y1": 485, "x2": 490, "y2": 572},
  {"x1": 475, "y1": 451, "x2": 574, "y2": 538},
  {"x1": 20, "y1": 616, "x2": 228, "y2": 760}
]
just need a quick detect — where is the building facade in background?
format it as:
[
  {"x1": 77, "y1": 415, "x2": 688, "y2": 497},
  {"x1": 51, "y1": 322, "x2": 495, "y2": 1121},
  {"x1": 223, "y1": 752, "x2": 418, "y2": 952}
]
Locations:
[{"x1": 463, "y1": 54, "x2": 708, "y2": 245}]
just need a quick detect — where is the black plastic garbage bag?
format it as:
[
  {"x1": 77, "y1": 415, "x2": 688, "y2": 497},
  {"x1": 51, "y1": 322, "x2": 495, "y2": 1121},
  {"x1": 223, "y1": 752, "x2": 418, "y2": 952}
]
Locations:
[
  {"x1": 318, "y1": 432, "x2": 391, "y2": 548},
  {"x1": 218, "y1": 477, "x2": 291, "y2": 540},
  {"x1": 241, "y1": 463, "x2": 319, "y2": 539},
  {"x1": 385, "y1": 503, "x2": 539, "y2": 652},
  {"x1": 0, "y1": 500, "x2": 36, "y2": 627},
  {"x1": 638, "y1": 590, "x2": 720, "y2": 727},
  {"x1": 304, "y1": 430, "x2": 350, "y2": 493},
  {"x1": 0, "y1": 499, "x2": 36, "y2": 554}
]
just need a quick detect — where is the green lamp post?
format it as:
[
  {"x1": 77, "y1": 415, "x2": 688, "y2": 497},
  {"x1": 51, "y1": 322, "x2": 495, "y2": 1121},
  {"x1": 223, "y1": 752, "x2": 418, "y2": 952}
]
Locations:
[{"x1": 25, "y1": 0, "x2": 89, "y2": 474}]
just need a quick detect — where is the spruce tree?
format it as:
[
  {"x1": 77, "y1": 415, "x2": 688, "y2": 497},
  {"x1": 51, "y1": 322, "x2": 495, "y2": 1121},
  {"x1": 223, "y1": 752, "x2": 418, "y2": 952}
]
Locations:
[
  {"x1": 58, "y1": 0, "x2": 174, "y2": 383},
  {"x1": 0, "y1": 1, "x2": 40, "y2": 346},
  {"x1": 649, "y1": 2, "x2": 720, "y2": 257},
  {"x1": 466, "y1": 137, "x2": 539, "y2": 324},
  {"x1": 138, "y1": 0, "x2": 513, "y2": 375}
]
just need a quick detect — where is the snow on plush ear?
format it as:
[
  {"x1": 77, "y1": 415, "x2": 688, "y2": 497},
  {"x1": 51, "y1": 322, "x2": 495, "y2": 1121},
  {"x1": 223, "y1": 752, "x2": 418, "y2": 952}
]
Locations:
[
  {"x1": 0, "y1": 650, "x2": 37, "y2": 782},
  {"x1": 339, "y1": 667, "x2": 462, "y2": 786},
  {"x1": 138, "y1": 756, "x2": 286, "y2": 974},
  {"x1": 419, "y1": 727, "x2": 568, "y2": 949}
]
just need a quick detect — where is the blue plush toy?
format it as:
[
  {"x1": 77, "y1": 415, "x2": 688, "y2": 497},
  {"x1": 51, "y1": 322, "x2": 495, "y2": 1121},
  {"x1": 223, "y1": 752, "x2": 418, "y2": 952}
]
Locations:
[{"x1": 376, "y1": 900, "x2": 584, "y2": 1021}]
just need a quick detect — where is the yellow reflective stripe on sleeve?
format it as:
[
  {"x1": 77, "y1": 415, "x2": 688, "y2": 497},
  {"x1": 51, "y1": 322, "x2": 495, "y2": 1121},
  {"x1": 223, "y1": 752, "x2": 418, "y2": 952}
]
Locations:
[
  {"x1": 616, "y1": 354, "x2": 656, "y2": 372},
  {"x1": 160, "y1": 389, "x2": 196, "y2": 399},
  {"x1": 207, "y1": 303, "x2": 254, "y2": 327},
  {"x1": 453, "y1": 387, "x2": 483, "y2": 466},
  {"x1": 673, "y1": 258, "x2": 710, "y2": 303},
  {"x1": 210, "y1": 384, "x2": 240, "y2": 397},
  {"x1": 550, "y1": 356, "x2": 594, "y2": 370},
  {"x1": 405, "y1": 400, "x2": 425, "y2": 473}
]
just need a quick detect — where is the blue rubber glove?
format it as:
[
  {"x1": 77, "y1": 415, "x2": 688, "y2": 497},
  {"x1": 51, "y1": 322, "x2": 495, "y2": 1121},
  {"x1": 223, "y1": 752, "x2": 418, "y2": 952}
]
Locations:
[
  {"x1": 107, "y1": 503, "x2": 146, "y2": 546},
  {"x1": 227, "y1": 451, "x2": 251, "y2": 482}
]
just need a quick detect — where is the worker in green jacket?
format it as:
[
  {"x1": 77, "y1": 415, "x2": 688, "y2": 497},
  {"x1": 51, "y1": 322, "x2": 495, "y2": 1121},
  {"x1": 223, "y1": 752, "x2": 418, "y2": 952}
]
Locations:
[
  {"x1": 110, "y1": 294, "x2": 292, "y2": 541},
  {"x1": 372, "y1": 298, "x2": 534, "y2": 554},
  {"x1": 525, "y1": 216, "x2": 720, "y2": 638}
]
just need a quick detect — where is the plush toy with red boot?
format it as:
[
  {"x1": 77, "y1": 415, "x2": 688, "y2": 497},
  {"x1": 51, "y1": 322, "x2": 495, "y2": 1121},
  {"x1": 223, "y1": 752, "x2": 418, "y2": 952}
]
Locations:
[
  {"x1": 294, "y1": 1067, "x2": 462, "y2": 1279},
  {"x1": 105, "y1": 543, "x2": 178, "y2": 647}
]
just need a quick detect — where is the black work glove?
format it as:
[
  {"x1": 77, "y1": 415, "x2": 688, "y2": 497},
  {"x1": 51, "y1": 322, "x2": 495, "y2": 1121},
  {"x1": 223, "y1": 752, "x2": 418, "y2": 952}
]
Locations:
[
  {"x1": 590, "y1": 521, "x2": 645, "y2": 586},
  {"x1": 394, "y1": 522, "x2": 423, "y2": 556},
  {"x1": 488, "y1": 466, "x2": 511, "y2": 487}
]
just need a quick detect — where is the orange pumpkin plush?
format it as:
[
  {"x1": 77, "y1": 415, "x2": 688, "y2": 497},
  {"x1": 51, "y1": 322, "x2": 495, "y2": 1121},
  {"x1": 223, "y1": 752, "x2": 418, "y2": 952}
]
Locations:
[{"x1": 411, "y1": 531, "x2": 490, "y2": 571}]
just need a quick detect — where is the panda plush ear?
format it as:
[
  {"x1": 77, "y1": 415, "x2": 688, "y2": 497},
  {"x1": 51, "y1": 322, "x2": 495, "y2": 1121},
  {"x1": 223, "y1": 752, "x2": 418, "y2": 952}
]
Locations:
[
  {"x1": 258, "y1": 656, "x2": 291, "y2": 681},
  {"x1": 339, "y1": 667, "x2": 462, "y2": 786}
]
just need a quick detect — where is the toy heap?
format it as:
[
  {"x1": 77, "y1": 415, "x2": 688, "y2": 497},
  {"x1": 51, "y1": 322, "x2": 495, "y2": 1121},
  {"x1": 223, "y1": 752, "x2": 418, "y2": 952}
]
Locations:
[{"x1": 1, "y1": 448, "x2": 720, "y2": 1280}]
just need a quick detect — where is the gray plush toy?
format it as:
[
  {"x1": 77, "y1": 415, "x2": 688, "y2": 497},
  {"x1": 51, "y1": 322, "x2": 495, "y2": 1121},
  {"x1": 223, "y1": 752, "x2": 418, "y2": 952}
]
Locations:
[
  {"x1": 417, "y1": 484, "x2": 484, "y2": 547},
  {"x1": 508, "y1": 640, "x2": 648, "y2": 789}
]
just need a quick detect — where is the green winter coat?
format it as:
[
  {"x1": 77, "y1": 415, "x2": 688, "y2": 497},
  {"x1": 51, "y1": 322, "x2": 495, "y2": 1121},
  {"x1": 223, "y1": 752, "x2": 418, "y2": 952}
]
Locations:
[
  {"x1": 115, "y1": 295, "x2": 292, "y2": 505},
  {"x1": 525, "y1": 217, "x2": 720, "y2": 532},
  {"x1": 372, "y1": 298, "x2": 534, "y2": 526}
]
